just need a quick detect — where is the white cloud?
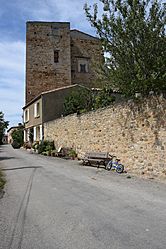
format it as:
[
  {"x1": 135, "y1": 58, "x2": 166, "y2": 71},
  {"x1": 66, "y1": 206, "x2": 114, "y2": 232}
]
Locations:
[
  {"x1": 15, "y1": 0, "x2": 99, "y2": 32},
  {"x1": 0, "y1": 41, "x2": 25, "y2": 127},
  {"x1": 0, "y1": 0, "x2": 103, "y2": 128},
  {"x1": 0, "y1": 41, "x2": 25, "y2": 75}
]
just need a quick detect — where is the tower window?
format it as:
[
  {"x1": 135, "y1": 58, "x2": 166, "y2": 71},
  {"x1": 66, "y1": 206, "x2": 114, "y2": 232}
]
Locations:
[
  {"x1": 54, "y1": 51, "x2": 59, "y2": 63},
  {"x1": 80, "y1": 64, "x2": 86, "y2": 73},
  {"x1": 78, "y1": 58, "x2": 89, "y2": 73}
]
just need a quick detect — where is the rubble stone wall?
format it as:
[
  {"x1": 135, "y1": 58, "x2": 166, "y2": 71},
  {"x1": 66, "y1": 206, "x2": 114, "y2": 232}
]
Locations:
[
  {"x1": 25, "y1": 24, "x2": 104, "y2": 105},
  {"x1": 26, "y1": 22, "x2": 71, "y2": 104},
  {"x1": 70, "y1": 31, "x2": 103, "y2": 89},
  {"x1": 44, "y1": 96, "x2": 166, "y2": 181}
]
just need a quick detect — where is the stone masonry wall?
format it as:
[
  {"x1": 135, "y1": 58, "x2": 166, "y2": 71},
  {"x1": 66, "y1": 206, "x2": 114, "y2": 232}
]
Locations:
[
  {"x1": 26, "y1": 22, "x2": 71, "y2": 104},
  {"x1": 44, "y1": 96, "x2": 166, "y2": 181},
  {"x1": 25, "y1": 23, "x2": 104, "y2": 105},
  {"x1": 70, "y1": 31, "x2": 104, "y2": 89}
]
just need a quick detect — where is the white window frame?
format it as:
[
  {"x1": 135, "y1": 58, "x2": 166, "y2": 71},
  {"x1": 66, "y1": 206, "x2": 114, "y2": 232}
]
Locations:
[
  {"x1": 24, "y1": 109, "x2": 29, "y2": 123},
  {"x1": 34, "y1": 102, "x2": 40, "y2": 118},
  {"x1": 34, "y1": 104, "x2": 37, "y2": 118}
]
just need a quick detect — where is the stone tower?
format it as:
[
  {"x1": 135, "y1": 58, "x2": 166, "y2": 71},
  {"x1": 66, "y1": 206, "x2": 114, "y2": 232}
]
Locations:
[
  {"x1": 70, "y1": 30, "x2": 103, "y2": 89},
  {"x1": 26, "y1": 22, "x2": 71, "y2": 104},
  {"x1": 25, "y1": 22, "x2": 103, "y2": 104}
]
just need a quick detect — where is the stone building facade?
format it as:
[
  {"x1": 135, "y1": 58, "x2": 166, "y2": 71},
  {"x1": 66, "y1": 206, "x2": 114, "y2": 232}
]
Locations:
[
  {"x1": 23, "y1": 85, "x2": 86, "y2": 143},
  {"x1": 70, "y1": 30, "x2": 103, "y2": 88},
  {"x1": 26, "y1": 22, "x2": 103, "y2": 104}
]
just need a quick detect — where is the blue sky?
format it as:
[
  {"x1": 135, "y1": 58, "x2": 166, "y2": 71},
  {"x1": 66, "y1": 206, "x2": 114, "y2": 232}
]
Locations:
[{"x1": 0, "y1": 0, "x2": 100, "y2": 128}]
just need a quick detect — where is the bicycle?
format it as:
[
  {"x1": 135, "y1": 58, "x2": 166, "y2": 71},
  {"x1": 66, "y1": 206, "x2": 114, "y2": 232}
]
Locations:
[{"x1": 106, "y1": 155, "x2": 124, "y2": 173}]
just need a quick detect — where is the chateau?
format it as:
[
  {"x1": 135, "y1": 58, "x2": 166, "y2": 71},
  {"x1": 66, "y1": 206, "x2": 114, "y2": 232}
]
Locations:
[
  {"x1": 23, "y1": 21, "x2": 103, "y2": 142},
  {"x1": 26, "y1": 21, "x2": 103, "y2": 104}
]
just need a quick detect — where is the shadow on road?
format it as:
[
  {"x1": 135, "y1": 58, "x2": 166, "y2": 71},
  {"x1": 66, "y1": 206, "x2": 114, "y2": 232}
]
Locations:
[
  {"x1": 8, "y1": 168, "x2": 37, "y2": 249},
  {"x1": 0, "y1": 156, "x2": 16, "y2": 161},
  {"x1": 2, "y1": 166, "x2": 42, "y2": 171}
]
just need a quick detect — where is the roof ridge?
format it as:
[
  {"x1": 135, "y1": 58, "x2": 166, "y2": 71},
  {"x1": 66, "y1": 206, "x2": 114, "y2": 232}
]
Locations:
[
  {"x1": 70, "y1": 29, "x2": 99, "y2": 39},
  {"x1": 23, "y1": 84, "x2": 89, "y2": 109}
]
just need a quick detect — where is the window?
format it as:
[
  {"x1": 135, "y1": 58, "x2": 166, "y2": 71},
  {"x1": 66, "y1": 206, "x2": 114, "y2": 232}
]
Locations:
[
  {"x1": 78, "y1": 58, "x2": 89, "y2": 73},
  {"x1": 24, "y1": 109, "x2": 29, "y2": 123},
  {"x1": 34, "y1": 125, "x2": 42, "y2": 141},
  {"x1": 54, "y1": 51, "x2": 59, "y2": 63},
  {"x1": 80, "y1": 64, "x2": 86, "y2": 73},
  {"x1": 34, "y1": 102, "x2": 40, "y2": 118}
]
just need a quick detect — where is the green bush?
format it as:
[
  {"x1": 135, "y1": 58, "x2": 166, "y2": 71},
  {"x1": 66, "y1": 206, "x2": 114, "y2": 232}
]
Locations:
[
  {"x1": 11, "y1": 140, "x2": 21, "y2": 149},
  {"x1": 93, "y1": 87, "x2": 115, "y2": 110},
  {"x1": 38, "y1": 140, "x2": 55, "y2": 154},
  {"x1": 0, "y1": 111, "x2": 9, "y2": 145},
  {"x1": 32, "y1": 141, "x2": 39, "y2": 151},
  {"x1": 63, "y1": 87, "x2": 116, "y2": 116},
  {"x1": 51, "y1": 150, "x2": 57, "y2": 157},
  {"x1": 63, "y1": 88, "x2": 93, "y2": 116},
  {"x1": 68, "y1": 149, "x2": 77, "y2": 159},
  {"x1": 11, "y1": 129, "x2": 24, "y2": 148}
]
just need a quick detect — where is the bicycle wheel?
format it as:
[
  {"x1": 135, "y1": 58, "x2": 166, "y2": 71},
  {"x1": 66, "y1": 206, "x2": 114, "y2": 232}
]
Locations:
[
  {"x1": 116, "y1": 164, "x2": 124, "y2": 173},
  {"x1": 106, "y1": 161, "x2": 112, "y2": 171}
]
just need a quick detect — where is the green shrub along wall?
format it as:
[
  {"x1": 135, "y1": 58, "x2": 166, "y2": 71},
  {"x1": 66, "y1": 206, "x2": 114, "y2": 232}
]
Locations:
[{"x1": 44, "y1": 96, "x2": 166, "y2": 181}]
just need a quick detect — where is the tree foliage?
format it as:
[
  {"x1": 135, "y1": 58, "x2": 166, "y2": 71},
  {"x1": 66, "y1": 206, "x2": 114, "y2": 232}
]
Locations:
[
  {"x1": 63, "y1": 87, "x2": 115, "y2": 116},
  {"x1": 63, "y1": 89, "x2": 93, "y2": 115},
  {"x1": 11, "y1": 129, "x2": 24, "y2": 148},
  {"x1": 93, "y1": 86, "x2": 115, "y2": 109},
  {"x1": 84, "y1": 0, "x2": 166, "y2": 96},
  {"x1": 0, "y1": 112, "x2": 9, "y2": 145}
]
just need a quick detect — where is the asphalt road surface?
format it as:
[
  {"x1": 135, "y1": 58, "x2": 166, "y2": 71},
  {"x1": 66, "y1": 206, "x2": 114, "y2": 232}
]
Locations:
[{"x1": 0, "y1": 145, "x2": 166, "y2": 249}]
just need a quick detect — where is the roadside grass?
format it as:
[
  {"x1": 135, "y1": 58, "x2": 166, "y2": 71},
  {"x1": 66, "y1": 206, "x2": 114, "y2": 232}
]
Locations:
[{"x1": 0, "y1": 168, "x2": 6, "y2": 190}]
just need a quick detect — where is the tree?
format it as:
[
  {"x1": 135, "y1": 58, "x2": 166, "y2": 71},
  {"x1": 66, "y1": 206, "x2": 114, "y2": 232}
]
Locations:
[
  {"x1": 11, "y1": 129, "x2": 24, "y2": 148},
  {"x1": 0, "y1": 112, "x2": 9, "y2": 144},
  {"x1": 63, "y1": 87, "x2": 116, "y2": 116},
  {"x1": 93, "y1": 86, "x2": 115, "y2": 109},
  {"x1": 84, "y1": 0, "x2": 166, "y2": 96},
  {"x1": 63, "y1": 88, "x2": 93, "y2": 116}
]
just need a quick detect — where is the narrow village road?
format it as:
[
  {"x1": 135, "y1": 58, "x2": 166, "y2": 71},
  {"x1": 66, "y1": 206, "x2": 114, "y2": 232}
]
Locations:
[{"x1": 0, "y1": 145, "x2": 166, "y2": 249}]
